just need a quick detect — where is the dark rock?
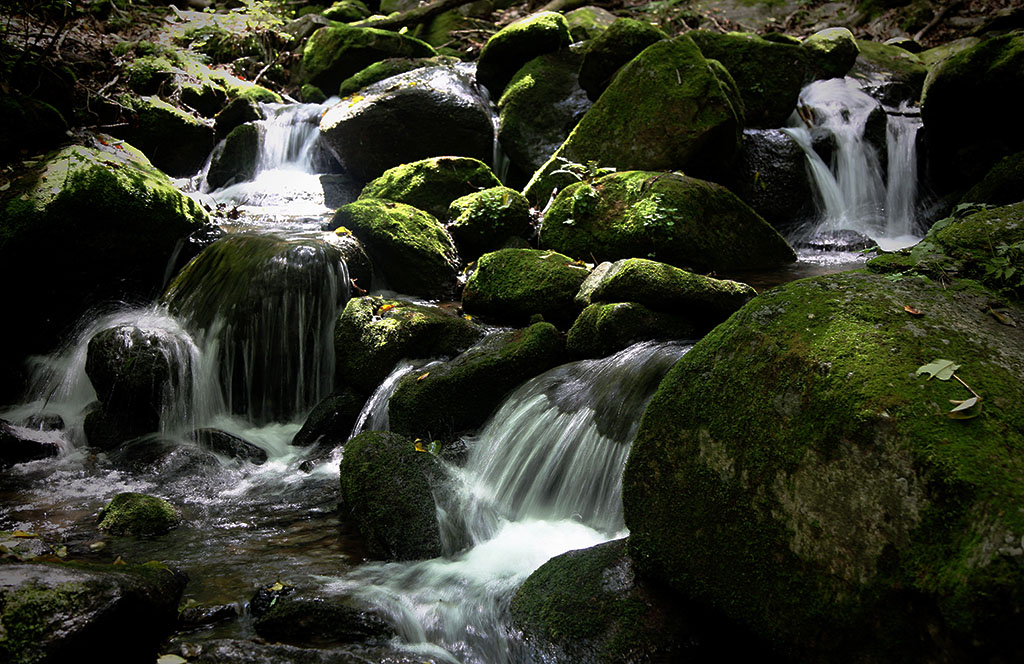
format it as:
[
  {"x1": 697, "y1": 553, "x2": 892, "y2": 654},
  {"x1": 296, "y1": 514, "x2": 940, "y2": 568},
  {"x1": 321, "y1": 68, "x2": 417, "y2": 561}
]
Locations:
[
  {"x1": 0, "y1": 419, "x2": 60, "y2": 469},
  {"x1": 107, "y1": 436, "x2": 219, "y2": 476},
  {"x1": 178, "y1": 603, "x2": 239, "y2": 630},
  {"x1": 852, "y1": 39, "x2": 928, "y2": 106},
  {"x1": 291, "y1": 388, "x2": 366, "y2": 452},
  {"x1": 206, "y1": 122, "x2": 260, "y2": 190},
  {"x1": 190, "y1": 428, "x2": 268, "y2": 464},
  {"x1": 797, "y1": 228, "x2": 876, "y2": 252},
  {"x1": 337, "y1": 56, "x2": 454, "y2": 97},
  {"x1": 253, "y1": 586, "x2": 395, "y2": 646},
  {"x1": 732, "y1": 128, "x2": 815, "y2": 228},
  {"x1": 0, "y1": 93, "x2": 67, "y2": 159},
  {"x1": 169, "y1": 638, "x2": 423, "y2": 663},
  {"x1": 214, "y1": 96, "x2": 262, "y2": 139},
  {"x1": 960, "y1": 151, "x2": 1024, "y2": 206},
  {"x1": 567, "y1": 302, "x2": 697, "y2": 359},
  {"x1": 113, "y1": 96, "x2": 215, "y2": 177}
]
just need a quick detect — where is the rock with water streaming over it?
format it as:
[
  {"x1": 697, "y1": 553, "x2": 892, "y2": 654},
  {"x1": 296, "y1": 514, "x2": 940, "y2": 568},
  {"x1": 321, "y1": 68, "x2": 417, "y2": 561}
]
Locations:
[
  {"x1": 541, "y1": 170, "x2": 796, "y2": 273},
  {"x1": 251, "y1": 585, "x2": 395, "y2": 647},
  {"x1": 300, "y1": 24, "x2": 435, "y2": 93},
  {"x1": 852, "y1": 39, "x2": 928, "y2": 105},
  {"x1": 292, "y1": 388, "x2": 366, "y2": 456},
  {"x1": 462, "y1": 248, "x2": 592, "y2": 328},
  {"x1": 339, "y1": 431, "x2": 444, "y2": 561},
  {"x1": 111, "y1": 96, "x2": 215, "y2": 178},
  {"x1": 577, "y1": 18, "x2": 667, "y2": 102},
  {"x1": 214, "y1": 96, "x2": 262, "y2": 138},
  {"x1": 169, "y1": 638, "x2": 424, "y2": 663},
  {"x1": 357, "y1": 156, "x2": 501, "y2": 220},
  {"x1": 731, "y1": 128, "x2": 815, "y2": 229},
  {"x1": 206, "y1": 122, "x2": 259, "y2": 191},
  {"x1": 337, "y1": 55, "x2": 455, "y2": 97},
  {"x1": 567, "y1": 302, "x2": 697, "y2": 359},
  {"x1": 319, "y1": 64, "x2": 494, "y2": 182},
  {"x1": 97, "y1": 491, "x2": 182, "y2": 536},
  {"x1": 475, "y1": 11, "x2": 572, "y2": 97},
  {"x1": 190, "y1": 428, "x2": 268, "y2": 465},
  {"x1": 0, "y1": 419, "x2": 60, "y2": 469},
  {"x1": 623, "y1": 270, "x2": 1024, "y2": 661},
  {"x1": 0, "y1": 560, "x2": 186, "y2": 664}
]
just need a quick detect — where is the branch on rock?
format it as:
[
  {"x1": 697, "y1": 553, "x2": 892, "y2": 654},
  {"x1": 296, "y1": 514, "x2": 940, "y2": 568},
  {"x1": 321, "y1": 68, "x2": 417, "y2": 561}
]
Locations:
[
  {"x1": 350, "y1": 0, "x2": 475, "y2": 31},
  {"x1": 914, "y1": 0, "x2": 963, "y2": 43}
]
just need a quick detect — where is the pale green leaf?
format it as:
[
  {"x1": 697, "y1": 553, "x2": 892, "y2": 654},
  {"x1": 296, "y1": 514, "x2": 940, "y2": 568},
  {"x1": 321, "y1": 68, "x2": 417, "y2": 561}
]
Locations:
[
  {"x1": 916, "y1": 359, "x2": 959, "y2": 381},
  {"x1": 947, "y1": 396, "x2": 982, "y2": 419}
]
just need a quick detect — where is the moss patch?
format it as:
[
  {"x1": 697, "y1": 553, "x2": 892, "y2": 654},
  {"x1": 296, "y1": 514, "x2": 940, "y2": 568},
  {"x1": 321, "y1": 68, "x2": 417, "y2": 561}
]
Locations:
[
  {"x1": 567, "y1": 302, "x2": 696, "y2": 359},
  {"x1": 97, "y1": 492, "x2": 181, "y2": 536},
  {"x1": 301, "y1": 24, "x2": 435, "y2": 92},
  {"x1": 446, "y1": 186, "x2": 532, "y2": 261},
  {"x1": 358, "y1": 156, "x2": 501, "y2": 220},
  {"x1": 476, "y1": 11, "x2": 572, "y2": 97}
]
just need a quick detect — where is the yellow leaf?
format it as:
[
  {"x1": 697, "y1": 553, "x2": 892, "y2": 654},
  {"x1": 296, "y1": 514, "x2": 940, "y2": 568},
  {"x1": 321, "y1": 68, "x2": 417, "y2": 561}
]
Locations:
[
  {"x1": 11, "y1": 530, "x2": 37, "y2": 538},
  {"x1": 414, "y1": 440, "x2": 428, "y2": 453},
  {"x1": 334, "y1": 226, "x2": 353, "y2": 236},
  {"x1": 113, "y1": 556, "x2": 126, "y2": 565},
  {"x1": 378, "y1": 303, "x2": 397, "y2": 314},
  {"x1": 269, "y1": 581, "x2": 285, "y2": 592},
  {"x1": 417, "y1": 372, "x2": 429, "y2": 381}
]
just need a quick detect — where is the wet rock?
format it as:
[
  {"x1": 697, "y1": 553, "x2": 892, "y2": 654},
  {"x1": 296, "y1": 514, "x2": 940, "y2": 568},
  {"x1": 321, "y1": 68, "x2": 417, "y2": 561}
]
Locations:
[
  {"x1": 327, "y1": 199, "x2": 459, "y2": 299},
  {"x1": 319, "y1": 64, "x2": 494, "y2": 182},
  {"x1": 462, "y1": 248, "x2": 591, "y2": 328},
  {"x1": 498, "y1": 50, "x2": 592, "y2": 177},
  {"x1": 252, "y1": 586, "x2": 395, "y2": 646},
  {"x1": 358, "y1": 156, "x2": 501, "y2": 220},
  {"x1": 337, "y1": 56, "x2": 452, "y2": 97},
  {"x1": 214, "y1": 96, "x2": 262, "y2": 138},
  {"x1": 97, "y1": 492, "x2": 181, "y2": 536},
  {"x1": 623, "y1": 269, "x2": 1024, "y2": 661},
  {"x1": 301, "y1": 24, "x2": 435, "y2": 93},
  {"x1": 112, "y1": 96, "x2": 215, "y2": 177},
  {"x1": 960, "y1": 152, "x2": 1024, "y2": 206},
  {"x1": 0, "y1": 419, "x2": 60, "y2": 469},
  {"x1": 540, "y1": 170, "x2": 796, "y2": 273},
  {"x1": 291, "y1": 388, "x2": 366, "y2": 453},
  {"x1": 577, "y1": 18, "x2": 666, "y2": 102},
  {"x1": 567, "y1": 302, "x2": 696, "y2": 359},
  {"x1": 334, "y1": 296, "x2": 483, "y2": 395},
  {"x1": 565, "y1": 6, "x2": 617, "y2": 42},
  {"x1": 0, "y1": 560, "x2": 185, "y2": 664},
  {"x1": 170, "y1": 638, "x2": 422, "y2": 663},
  {"x1": 732, "y1": 128, "x2": 815, "y2": 228},
  {"x1": 446, "y1": 187, "x2": 533, "y2": 262},
  {"x1": 338, "y1": 431, "x2": 444, "y2": 560},
  {"x1": 852, "y1": 39, "x2": 928, "y2": 106},
  {"x1": 388, "y1": 322, "x2": 566, "y2": 441},
  {"x1": 180, "y1": 80, "x2": 228, "y2": 118},
  {"x1": 797, "y1": 228, "x2": 876, "y2": 252},
  {"x1": 803, "y1": 26, "x2": 859, "y2": 81},
  {"x1": 206, "y1": 122, "x2": 259, "y2": 190},
  {"x1": 0, "y1": 531, "x2": 55, "y2": 562},
  {"x1": 178, "y1": 603, "x2": 239, "y2": 630},
  {"x1": 476, "y1": 11, "x2": 572, "y2": 97},
  {"x1": 107, "y1": 437, "x2": 219, "y2": 476},
  {"x1": 189, "y1": 428, "x2": 268, "y2": 464}
]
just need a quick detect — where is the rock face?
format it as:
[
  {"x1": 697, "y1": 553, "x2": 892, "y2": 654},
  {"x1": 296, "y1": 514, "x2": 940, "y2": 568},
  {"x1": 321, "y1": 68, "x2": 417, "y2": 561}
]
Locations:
[
  {"x1": 566, "y1": 302, "x2": 696, "y2": 359},
  {"x1": 388, "y1": 322, "x2": 566, "y2": 441},
  {"x1": 475, "y1": 11, "x2": 572, "y2": 97},
  {"x1": 462, "y1": 248, "x2": 591, "y2": 328},
  {"x1": 623, "y1": 270, "x2": 1024, "y2": 661},
  {"x1": 732, "y1": 128, "x2": 815, "y2": 229},
  {"x1": 0, "y1": 560, "x2": 186, "y2": 664},
  {"x1": 852, "y1": 39, "x2": 928, "y2": 105},
  {"x1": 578, "y1": 18, "x2": 666, "y2": 101},
  {"x1": 922, "y1": 33, "x2": 1024, "y2": 188},
  {"x1": 327, "y1": 199, "x2": 460, "y2": 299},
  {"x1": 358, "y1": 156, "x2": 501, "y2": 220},
  {"x1": 114, "y1": 96, "x2": 215, "y2": 177},
  {"x1": 959, "y1": 152, "x2": 1024, "y2": 206},
  {"x1": 338, "y1": 431, "x2": 444, "y2": 561},
  {"x1": 446, "y1": 186, "x2": 533, "y2": 262},
  {"x1": 206, "y1": 122, "x2": 259, "y2": 190},
  {"x1": 525, "y1": 36, "x2": 743, "y2": 204},
  {"x1": 300, "y1": 24, "x2": 435, "y2": 93},
  {"x1": 540, "y1": 170, "x2": 796, "y2": 273},
  {"x1": 97, "y1": 492, "x2": 181, "y2": 535},
  {"x1": 319, "y1": 64, "x2": 494, "y2": 182}
]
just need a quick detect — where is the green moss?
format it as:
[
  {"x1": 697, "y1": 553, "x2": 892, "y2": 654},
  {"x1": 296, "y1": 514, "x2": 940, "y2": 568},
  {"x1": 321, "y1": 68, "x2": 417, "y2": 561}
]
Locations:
[
  {"x1": 540, "y1": 170, "x2": 794, "y2": 273},
  {"x1": 577, "y1": 18, "x2": 666, "y2": 100},
  {"x1": 124, "y1": 55, "x2": 177, "y2": 94},
  {"x1": 446, "y1": 186, "x2": 532, "y2": 261},
  {"x1": 0, "y1": 579, "x2": 89, "y2": 663},
  {"x1": 337, "y1": 56, "x2": 444, "y2": 96},
  {"x1": 564, "y1": 6, "x2": 617, "y2": 42},
  {"x1": 802, "y1": 27, "x2": 859, "y2": 80},
  {"x1": 228, "y1": 83, "x2": 282, "y2": 104},
  {"x1": 567, "y1": 302, "x2": 696, "y2": 359},
  {"x1": 357, "y1": 156, "x2": 501, "y2": 219},
  {"x1": 462, "y1": 248, "x2": 590, "y2": 328},
  {"x1": 97, "y1": 492, "x2": 181, "y2": 536},
  {"x1": 476, "y1": 11, "x2": 573, "y2": 96},
  {"x1": 388, "y1": 322, "x2": 566, "y2": 441},
  {"x1": 322, "y1": 0, "x2": 371, "y2": 22},
  {"x1": 854, "y1": 39, "x2": 927, "y2": 98},
  {"x1": 301, "y1": 24, "x2": 435, "y2": 92},
  {"x1": 206, "y1": 122, "x2": 259, "y2": 190},
  {"x1": 334, "y1": 296, "x2": 483, "y2": 394},
  {"x1": 623, "y1": 270, "x2": 1024, "y2": 659},
  {"x1": 960, "y1": 152, "x2": 1024, "y2": 207},
  {"x1": 328, "y1": 198, "x2": 459, "y2": 298}
]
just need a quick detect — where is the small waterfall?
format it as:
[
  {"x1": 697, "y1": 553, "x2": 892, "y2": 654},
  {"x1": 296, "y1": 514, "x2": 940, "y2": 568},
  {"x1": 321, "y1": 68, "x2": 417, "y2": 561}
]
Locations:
[
  {"x1": 350, "y1": 359, "x2": 438, "y2": 438},
  {"x1": 783, "y1": 78, "x2": 923, "y2": 250},
  {"x1": 165, "y1": 233, "x2": 349, "y2": 424},
  {"x1": 333, "y1": 341, "x2": 689, "y2": 663},
  {"x1": 257, "y1": 103, "x2": 325, "y2": 172}
]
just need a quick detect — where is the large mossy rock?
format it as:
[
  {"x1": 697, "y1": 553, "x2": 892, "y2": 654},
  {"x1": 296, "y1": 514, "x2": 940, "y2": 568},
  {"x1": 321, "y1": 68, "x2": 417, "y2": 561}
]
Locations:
[
  {"x1": 300, "y1": 24, "x2": 435, "y2": 93},
  {"x1": 524, "y1": 36, "x2": 743, "y2": 205},
  {"x1": 540, "y1": 170, "x2": 795, "y2": 273},
  {"x1": 689, "y1": 30, "x2": 808, "y2": 128},
  {"x1": 498, "y1": 51, "x2": 592, "y2": 177},
  {"x1": 113, "y1": 96, "x2": 215, "y2": 177},
  {"x1": 388, "y1": 322, "x2": 566, "y2": 441},
  {"x1": 475, "y1": 11, "x2": 572, "y2": 97},
  {"x1": 338, "y1": 431, "x2": 444, "y2": 561},
  {"x1": 0, "y1": 141, "x2": 210, "y2": 389},
  {"x1": 0, "y1": 560, "x2": 185, "y2": 664},
  {"x1": 566, "y1": 302, "x2": 696, "y2": 359},
  {"x1": 565, "y1": 6, "x2": 617, "y2": 42},
  {"x1": 921, "y1": 33, "x2": 1024, "y2": 188},
  {"x1": 802, "y1": 26, "x2": 859, "y2": 80},
  {"x1": 337, "y1": 56, "x2": 452, "y2": 96},
  {"x1": 97, "y1": 492, "x2": 181, "y2": 536},
  {"x1": 577, "y1": 18, "x2": 666, "y2": 101},
  {"x1": 334, "y1": 296, "x2": 483, "y2": 395},
  {"x1": 327, "y1": 199, "x2": 459, "y2": 298},
  {"x1": 206, "y1": 122, "x2": 259, "y2": 190},
  {"x1": 358, "y1": 156, "x2": 501, "y2": 219},
  {"x1": 446, "y1": 186, "x2": 533, "y2": 261},
  {"x1": 319, "y1": 64, "x2": 494, "y2": 182},
  {"x1": 960, "y1": 152, "x2": 1024, "y2": 206},
  {"x1": 623, "y1": 270, "x2": 1024, "y2": 661},
  {"x1": 462, "y1": 248, "x2": 591, "y2": 328},
  {"x1": 852, "y1": 39, "x2": 928, "y2": 105}
]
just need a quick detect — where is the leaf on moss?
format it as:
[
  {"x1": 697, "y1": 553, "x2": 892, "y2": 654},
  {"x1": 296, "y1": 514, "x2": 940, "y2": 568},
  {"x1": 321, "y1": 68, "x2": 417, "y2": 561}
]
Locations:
[
  {"x1": 916, "y1": 359, "x2": 959, "y2": 381},
  {"x1": 947, "y1": 396, "x2": 982, "y2": 419},
  {"x1": 988, "y1": 307, "x2": 1017, "y2": 327},
  {"x1": 904, "y1": 305, "x2": 922, "y2": 316}
]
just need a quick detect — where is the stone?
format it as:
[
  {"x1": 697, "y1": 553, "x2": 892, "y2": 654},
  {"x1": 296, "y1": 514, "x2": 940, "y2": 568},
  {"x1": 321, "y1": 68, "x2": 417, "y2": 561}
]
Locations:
[
  {"x1": 189, "y1": 428, "x2": 268, "y2": 464},
  {"x1": 206, "y1": 122, "x2": 259, "y2": 190},
  {"x1": 476, "y1": 11, "x2": 573, "y2": 97},
  {"x1": 731, "y1": 128, "x2": 815, "y2": 229},
  {"x1": 960, "y1": 152, "x2": 1024, "y2": 206},
  {"x1": 564, "y1": 6, "x2": 618, "y2": 42},
  {"x1": 113, "y1": 96, "x2": 215, "y2": 177},
  {"x1": 301, "y1": 24, "x2": 435, "y2": 93},
  {"x1": 358, "y1": 156, "x2": 501, "y2": 220},
  {"x1": 577, "y1": 18, "x2": 666, "y2": 102},
  {"x1": 252, "y1": 585, "x2": 394, "y2": 646},
  {"x1": 0, "y1": 420, "x2": 60, "y2": 469},
  {"x1": 446, "y1": 186, "x2": 533, "y2": 261},
  {"x1": 97, "y1": 492, "x2": 181, "y2": 535},
  {"x1": 566, "y1": 302, "x2": 697, "y2": 359},
  {"x1": 803, "y1": 26, "x2": 859, "y2": 80}
]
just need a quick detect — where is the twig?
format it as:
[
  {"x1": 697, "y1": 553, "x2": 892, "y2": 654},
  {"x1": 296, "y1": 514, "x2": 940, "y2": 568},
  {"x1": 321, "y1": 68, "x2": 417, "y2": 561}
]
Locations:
[
  {"x1": 953, "y1": 374, "x2": 980, "y2": 399},
  {"x1": 97, "y1": 75, "x2": 119, "y2": 96},
  {"x1": 252, "y1": 53, "x2": 283, "y2": 87},
  {"x1": 914, "y1": 0, "x2": 963, "y2": 43}
]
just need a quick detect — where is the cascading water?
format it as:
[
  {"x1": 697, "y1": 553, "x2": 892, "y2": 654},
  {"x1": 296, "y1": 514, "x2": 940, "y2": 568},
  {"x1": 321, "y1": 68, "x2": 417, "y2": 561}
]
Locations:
[
  {"x1": 783, "y1": 77, "x2": 924, "y2": 251},
  {"x1": 331, "y1": 341, "x2": 690, "y2": 663}
]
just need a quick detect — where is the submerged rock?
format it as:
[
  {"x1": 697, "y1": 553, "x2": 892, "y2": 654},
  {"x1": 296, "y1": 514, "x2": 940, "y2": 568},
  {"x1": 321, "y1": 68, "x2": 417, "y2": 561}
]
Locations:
[
  {"x1": 462, "y1": 248, "x2": 591, "y2": 328},
  {"x1": 358, "y1": 156, "x2": 501, "y2": 220},
  {"x1": 446, "y1": 187, "x2": 533, "y2": 262},
  {"x1": 252, "y1": 585, "x2": 394, "y2": 646},
  {"x1": 300, "y1": 24, "x2": 435, "y2": 93},
  {"x1": 190, "y1": 428, "x2": 268, "y2": 465},
  {"x1": 540, "y1": 170, "x2": 796, "y2": 273},
  {"x1": 623, "y1": 270, "x2": 1024, "y2": 661},
  {"x1": 476, "y1": 11, "x2": 572, "y2": 97},
  {"x1": 578, "y1": 18, "x2": 666, "y2": 102},
  {"x1": 338, "y1": 431, "x2": 444, "y2": 561},
  {"x1": 97, "y1": 492, "x2": 181, "y2": 536}
]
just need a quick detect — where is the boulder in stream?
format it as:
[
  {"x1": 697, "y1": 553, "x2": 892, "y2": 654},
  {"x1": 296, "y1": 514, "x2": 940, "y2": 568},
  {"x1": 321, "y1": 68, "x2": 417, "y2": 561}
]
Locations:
[
  {"x1": 475, "y1": 11, "x2": 572, "y2": 97},
  {"x1": 112, "y1": 95, "x2": 215, "y2": 177},
  {"x1": 357, "y1": 156, "x2": 501, "y2": 220},
  {"x1": 190, "y1": 428, "x2": 269, "y2": 465},
  {"x1": 0, "y1": 419, "x2": 60, "y2": 469},
  {"x1": 251, "y1": 584, "x2": 395, "y2": 646},
  {"x1": 206, "y1": 122, "x2": 260, "y2": 190},
  {"x1": 97, "y1": 492, "x2": 181, "y2": 536},
  {"x1": 300, "y1": 24, "x2": 435, "y2": 93},
  {"x1": 731, "y1": 128, "x2": 815, "y2": 229},
  {"x1": 540, "y1": 170, "x2": 796, "y2": 273},
  {"x1": 566, "y1": 302, "x2": 697, "y2": 359},
  {"x1": 446, "y1": 186, "x2": 533, "y2": 262},
  {"x1": 291, "y1": 387, "x2": 366, "y2": 454},
  {"x1": 337, "y1": 55, "x2": 455, "y2": 97},
  {"x1": 802, "y1": 26, "x2": 859, "y2": 80},
  {"x1": 577, "y1": 18, "x2": 667, "y2": 102}
]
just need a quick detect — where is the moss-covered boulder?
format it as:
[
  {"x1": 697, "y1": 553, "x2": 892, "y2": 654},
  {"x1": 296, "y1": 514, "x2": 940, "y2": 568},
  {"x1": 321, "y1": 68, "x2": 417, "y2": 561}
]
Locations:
[
  {"x1": 179, "y1": 80, "x2": 228, "y2": 118},
  {"x1": 498, "y1": 50, "x2": 592, "y2": 177},
  {"x1": 476, "y1": 11, "x2": 573, "y2": 97},
  {"x1": 300, "y1": 24, "x2": 435, "y2": 92},
  {"x1": 334, "y1": 296, "x2": 483, "y2": 395},
  {"x1": 206, "y1": 122, "x2": 259, "y2": 190},
  {"x1": 319, "y1": 65, "x2": 494, "y2": 182},
  {"x1": 446, "y1": 186, "x2": 533, "y2": 261},
  {"x1": 252, "y1": 585, "x2": 394, "y2": 646},
  {"x1": 960, "y1": 152, "x2": 1024, "y2": 206},
  {"x1": 540, "y1": 170, "x2": 795, "y2": 273},
  {"x1": 322, "y1": 0, "x2": 372, "y2": 22},
  {"x1": 565, "y1": 6, "x2": 617, "y2": 42},
  {"x1": 462, "y1": 248, "x2": 591, "y2": 328},
  {"x1": 97, "y1": 492, "x2": 181, "y2": 535},
  {"x1": 852, "y1": 39, "x2": 928, "y2": 105},
  {"x1": 213, "y1": 95, "x2": 262, "y2": 138},
  {"x1": 338, "y1": 431, "x2": 444, "y2": 560},
  {"x1": 327, "y1": 199, "x2": 459, "y2": 298},
  {"x1": 113, "y1": 96, "x2": 215, "y2": 177},
  {"x1": 0, "y1": 560, "x2": 185, "y2": 664},
  {"x1": 337, "y1": 56, "x2": 450, "y2": 96},
  {"x1": 689, "y1": 30, "x2": 808, "y2": 128},
  {"x1": 576, "y1": 258, "x2": 756, "y2": 328},
  {"x1": 623, "y1": 270, "x2": 1024, "y2": 661},
  {"x1": 803, "y1": 27, "x2": 859, "y2": 80},
  {"x1": 388, "y1": 322, "x2": 566, "y2": 441},
  {"x1": 577, "y1": 18, "x2": 666, "y2": 102},
  {"x1": 0, "y1": 141, "x2": 210, "y2": 383},
  {"x1": 922, "y1": 33, "x2": 1024, "y2": 188},
  {"x1": 567, "y1": 302, "x2": 696, "y2": 359},
  {"x1": 358, "y1": 156, "x2": 501, "y2": 219},
  {"x1": 524, "y1": 36, "x2": 743, "y2": 205}
]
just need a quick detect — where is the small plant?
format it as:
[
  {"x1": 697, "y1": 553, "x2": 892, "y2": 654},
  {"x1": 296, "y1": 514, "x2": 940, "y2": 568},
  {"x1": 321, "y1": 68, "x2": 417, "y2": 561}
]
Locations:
[
  {"x1": 984, "y1": 240, "x2": 1024, "y2": 293},
  {"x1": 550, "y1": 157, "x2": 616, "y2": 183}
]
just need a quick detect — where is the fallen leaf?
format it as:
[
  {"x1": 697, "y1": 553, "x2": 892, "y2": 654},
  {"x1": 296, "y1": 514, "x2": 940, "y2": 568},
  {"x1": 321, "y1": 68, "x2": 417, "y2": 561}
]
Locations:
[
  {"x1": 157, "y1": 655, "x2": 188, "y2": 664},
  {"x1": 988, "y1": 307, "x2": 1017, "y2": 327},
  {"x1": 904, "y1": 305, "x2": 923, "y2": 316},
  {"x1": 947, "y1": 396, "x2": 982, "y2": 419},
  {"x1": 113, "y1": 555, "x2": 126, "y2": 565},
  {"x1": 916, "y1": 359, "x2": 959, "y2": 381},
  {"x1": 417, "y1": 372, "x2": 429, "y2": 382},
  {"x1": 378, "y1": 304, "x2": 396, "y2": 314},
  {"x1": 414, "y1": 440, "x2": 428, "y2": 453},
  {"x1": 11, "y1": 530, "x2": 37, "y2": 538}
]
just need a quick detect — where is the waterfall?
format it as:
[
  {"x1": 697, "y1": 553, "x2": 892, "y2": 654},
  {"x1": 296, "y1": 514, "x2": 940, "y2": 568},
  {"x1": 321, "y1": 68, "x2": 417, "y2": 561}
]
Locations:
[
  {"x1": 350, "y1": 359, "x2": 438, "y2": 438},
  {"x1": 783, "y1": 78, "x2": 923, "y2": 251},
  {"x1": 331, "y1": 341, "x2": 689, "y2": 663}
]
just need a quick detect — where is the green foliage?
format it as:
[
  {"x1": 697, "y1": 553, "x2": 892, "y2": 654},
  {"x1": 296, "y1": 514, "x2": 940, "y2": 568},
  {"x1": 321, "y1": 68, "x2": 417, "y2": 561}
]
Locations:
[{"x1": 984, "y1": 240, "x2": 1024, "y2": 293}]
